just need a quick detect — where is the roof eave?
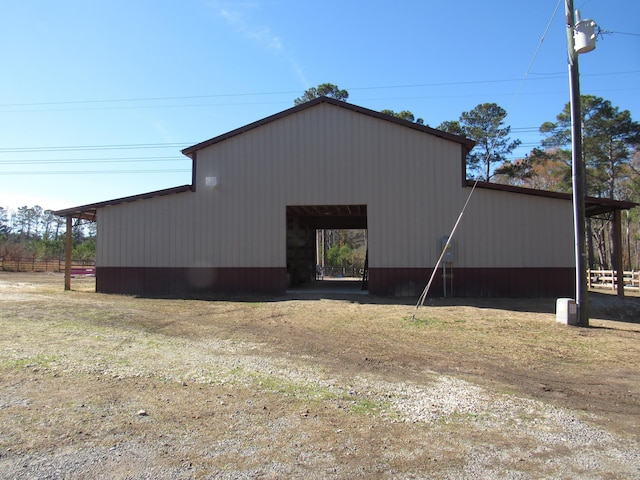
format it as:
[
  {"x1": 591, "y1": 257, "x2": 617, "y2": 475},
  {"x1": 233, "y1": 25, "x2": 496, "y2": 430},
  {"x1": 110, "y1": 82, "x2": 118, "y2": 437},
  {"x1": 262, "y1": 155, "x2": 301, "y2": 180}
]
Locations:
[
  {"x1": 181, "y1": 96, "x2": 475, "y2": 157},
  {"x1": 466, "y1": 180, "x2": 638, "y2": 215},
  {"x1": 52, "y1": 184, "x2": 193, "y2": 221}
]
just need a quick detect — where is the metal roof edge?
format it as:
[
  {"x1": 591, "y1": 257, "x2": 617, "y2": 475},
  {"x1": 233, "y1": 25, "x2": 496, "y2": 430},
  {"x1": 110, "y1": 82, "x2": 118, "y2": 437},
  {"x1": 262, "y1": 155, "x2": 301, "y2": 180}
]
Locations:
[
  {"x1": 467, "y1": 179, "x2": 638, "y2": 212},
  {"x1": 52, "y1": 184, "x2": 193, "y2": 220},
  {"x1": 181, "y1": 96, "x2": 475, "y2": 157}
]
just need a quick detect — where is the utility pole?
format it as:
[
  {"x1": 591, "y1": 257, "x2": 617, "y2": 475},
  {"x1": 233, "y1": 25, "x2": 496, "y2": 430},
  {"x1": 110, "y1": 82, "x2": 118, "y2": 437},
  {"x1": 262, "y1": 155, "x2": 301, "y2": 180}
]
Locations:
[{"x1": 565, "y1": 1, "x2": 596, "y2": 327}]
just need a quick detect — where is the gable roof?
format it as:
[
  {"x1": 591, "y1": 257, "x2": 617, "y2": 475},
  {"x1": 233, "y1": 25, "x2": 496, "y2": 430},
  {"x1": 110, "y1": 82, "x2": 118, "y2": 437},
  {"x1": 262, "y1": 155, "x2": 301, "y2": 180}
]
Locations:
[
  {"x1": 181, "y1": 96, "x2": 476, "y2": 158},
  {"x1": 52, "y1": 97, "x2": 636, "y2": 221}
]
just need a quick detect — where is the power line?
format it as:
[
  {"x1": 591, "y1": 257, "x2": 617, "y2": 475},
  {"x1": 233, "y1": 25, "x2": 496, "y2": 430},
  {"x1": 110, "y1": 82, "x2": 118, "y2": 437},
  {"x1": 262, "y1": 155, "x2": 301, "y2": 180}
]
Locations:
[
  {"x1": 0, "y1": 142, "x2": 195, "y2": 153},
  {"x1": 0, "y1": 156, "x2": 186, "y2": 165},
  {"x1": 5, "y1": 84, "x2": 638, "y2": 115},
  {"x1": 414, "y1": 0, "x2": 566, "y2": 314},
  {"x1": 0, "y1": 169, "x2": 190, "y2": 176},
  {"x1": 599, "y1": 29, "x2": 640, "y2": 37},
  {"x1": 0, "y1": 127, "x2": 545, "y2": 156},
  {"x1": 507, "y1": 0, "x2": 563, "y2": 115},
  {"x1": 0, "y1": 71, "x2": 637, "y2": 112},
  {"x1": 0, "y1": 91, "x2": 300, "y2": 108},
  {"x1": 0, "y1": 100, "x2": 288, "y2": 114}
]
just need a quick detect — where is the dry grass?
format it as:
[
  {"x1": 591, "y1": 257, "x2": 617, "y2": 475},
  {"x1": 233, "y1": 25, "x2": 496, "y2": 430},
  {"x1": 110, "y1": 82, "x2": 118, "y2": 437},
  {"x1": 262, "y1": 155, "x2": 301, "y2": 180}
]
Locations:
[{"x1": 1, "y1": 272, "x2": 639, "y2": 479}]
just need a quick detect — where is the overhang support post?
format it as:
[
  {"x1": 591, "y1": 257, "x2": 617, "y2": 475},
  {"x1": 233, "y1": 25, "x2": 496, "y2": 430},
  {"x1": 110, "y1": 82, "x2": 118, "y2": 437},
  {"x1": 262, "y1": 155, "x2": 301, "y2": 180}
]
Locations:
[
  {"x1": 613, "y1": 209, "x2": 624, "y2": 298},
  {"x1": 64, "y1": 215, "x2": 72, "y2": 291}
]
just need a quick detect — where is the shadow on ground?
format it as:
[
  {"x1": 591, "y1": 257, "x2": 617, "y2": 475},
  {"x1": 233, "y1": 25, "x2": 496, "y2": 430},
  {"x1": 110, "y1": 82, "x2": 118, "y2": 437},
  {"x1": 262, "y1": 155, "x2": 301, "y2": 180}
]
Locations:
[{"x1": 136, "y1": 278, "x2": 640, "y2": 326}]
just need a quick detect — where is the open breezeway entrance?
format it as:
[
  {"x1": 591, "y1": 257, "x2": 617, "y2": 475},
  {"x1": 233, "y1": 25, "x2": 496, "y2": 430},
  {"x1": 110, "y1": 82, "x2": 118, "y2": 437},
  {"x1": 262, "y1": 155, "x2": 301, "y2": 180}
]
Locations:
[{"x1": 286, "y1": 205, "x2": 367, "y2": 292}]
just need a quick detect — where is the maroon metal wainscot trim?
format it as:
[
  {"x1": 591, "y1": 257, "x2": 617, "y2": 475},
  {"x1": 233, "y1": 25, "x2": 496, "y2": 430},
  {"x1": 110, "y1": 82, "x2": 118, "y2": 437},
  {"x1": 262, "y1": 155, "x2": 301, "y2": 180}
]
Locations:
[
  {"x1": 367, "y1": 267, "x2": 574, "y2": 297},
  {"x1": 96, "y1": 267, "x2": 287, "y2": 296}
]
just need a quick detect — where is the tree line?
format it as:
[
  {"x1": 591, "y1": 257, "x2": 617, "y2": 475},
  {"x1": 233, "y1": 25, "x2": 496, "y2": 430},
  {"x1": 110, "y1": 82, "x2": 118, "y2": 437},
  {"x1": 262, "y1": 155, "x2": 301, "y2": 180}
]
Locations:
[
  {"x1": 0, "y1": 206, "x2": 96, "y2": 270},
  {"x1": 296, "y1": 84, "x2": 640, "y2": 271}
]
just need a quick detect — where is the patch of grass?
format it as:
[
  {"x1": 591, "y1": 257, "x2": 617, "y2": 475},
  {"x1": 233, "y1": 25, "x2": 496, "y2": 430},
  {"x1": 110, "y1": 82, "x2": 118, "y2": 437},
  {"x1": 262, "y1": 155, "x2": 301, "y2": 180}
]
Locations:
[
  {"x1": 104, "y1": 354, "x2": 132, "y2": 367},
  {"x1": 212, "y1": 367, "x2": 394, "y2": 418},
  {"x1": 228, "y1": 366, "x2": 245, "y2": 377},
  {"x1": 246, "y1": 372, "x2": 347, "y2": 403},
  {"x1": 351, "y1": 398, "x2": 391, "y2": 416},
  {"x1": 404, "y1": 316, "x2": 446, "y2": 327},
  {"x1": 404, "y1": 315, "x2": 466, "y2": 328},
  {"x1": 210, "y1": 365, "x2": 249, "y2": 387},
  {"x1": 497, "y1": 387, "x2": 520, "y2": 397},
  {"x1": 11, "y1": 353, "x2": 59, "y2": 369}
]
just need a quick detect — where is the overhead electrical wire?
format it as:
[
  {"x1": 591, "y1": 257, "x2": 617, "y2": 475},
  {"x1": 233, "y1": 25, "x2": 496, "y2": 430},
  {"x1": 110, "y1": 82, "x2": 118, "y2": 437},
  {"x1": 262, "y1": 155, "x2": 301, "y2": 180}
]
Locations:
[
  {"x1": 506, "y1": 0, "x2": 563, "y2": 114},
  {"x1": 0, "y1": 142, "x2": 194, "y2": 153},
  {"x1": 0, "y1": 100, "x2": 289, "y2": 114},
  {"x1": 599, "y1": 29, "x2": 640, "y2": 37},
  {"x1": 0, "y1": 80, "x2": 537, "y2": 109},
  {"x1": 0, "y1": 12, "x2": 635, "y2": 179},
  {"x1": 0, "y1": 71, "x2": 637, "y2": 113},
  {"x1": 0, "y1": 91, "x2": 300, "y2": 108},
  {"x1": 0, "y1": 156, "x2": 185, "y2": 165},
  {"x1": 0, "y1": 144, "x2": 193, "y2": 176},
  {"x1": 0, "y1": 169, "x2": 190, "y2": 176}
]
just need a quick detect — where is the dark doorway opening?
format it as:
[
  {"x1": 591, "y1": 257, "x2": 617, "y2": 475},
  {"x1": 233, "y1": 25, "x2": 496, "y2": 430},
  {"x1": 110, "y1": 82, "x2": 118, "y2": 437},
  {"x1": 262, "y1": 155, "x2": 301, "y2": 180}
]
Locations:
[{"x1": 286, "y1": 205, "x2": 367, "y2": 292}]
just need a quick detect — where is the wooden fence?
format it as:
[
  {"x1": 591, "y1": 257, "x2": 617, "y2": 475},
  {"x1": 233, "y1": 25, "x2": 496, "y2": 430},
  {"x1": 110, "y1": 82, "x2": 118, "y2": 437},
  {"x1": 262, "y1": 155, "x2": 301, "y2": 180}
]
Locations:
[
  {"x1": 0, "y1": 257, "x2": 95, "y2": 275},
  {"x1": 588, "y1": 269, "x2": 640, "y2": 291},
  {"x1": 316, "y1": 266, "x2": 363, "y2": 279},
  {"x1": 2, "y1": 258, "x2": 635, "y2": 289}
]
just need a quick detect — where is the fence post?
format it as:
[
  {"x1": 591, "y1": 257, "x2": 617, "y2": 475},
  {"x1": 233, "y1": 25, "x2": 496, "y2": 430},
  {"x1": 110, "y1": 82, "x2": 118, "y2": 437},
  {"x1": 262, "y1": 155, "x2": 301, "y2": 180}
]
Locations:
[{"x1": 609, "y1": 270, "x2": 614, "y2": 291}]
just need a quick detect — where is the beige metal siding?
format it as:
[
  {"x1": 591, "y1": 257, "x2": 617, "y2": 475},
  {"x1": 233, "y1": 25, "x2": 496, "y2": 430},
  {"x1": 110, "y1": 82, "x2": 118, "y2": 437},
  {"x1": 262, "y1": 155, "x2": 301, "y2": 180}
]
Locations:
[
  {"x1": 97, "y1": 102, "x2": 574, "y2": 271},
  {"x1": 457, "y1": 189, "x2": 574, "y2": 268},
  {"x1": 192, "y1": 103, "x2": 467, "y2": 270},
  {"x1": 97, "y1": 192, "x2": 196, "y2": 267}
]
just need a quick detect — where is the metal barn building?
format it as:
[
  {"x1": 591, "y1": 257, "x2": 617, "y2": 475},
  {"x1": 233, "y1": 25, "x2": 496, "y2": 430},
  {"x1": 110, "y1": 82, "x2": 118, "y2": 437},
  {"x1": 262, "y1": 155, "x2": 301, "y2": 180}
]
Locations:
[{"x1": 54, "y1": 97, "x2": 634, "y2": 297}]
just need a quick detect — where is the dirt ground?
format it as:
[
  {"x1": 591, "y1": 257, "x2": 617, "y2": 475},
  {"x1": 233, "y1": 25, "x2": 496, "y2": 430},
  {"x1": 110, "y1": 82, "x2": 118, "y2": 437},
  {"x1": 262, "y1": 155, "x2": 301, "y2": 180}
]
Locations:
[{"x1": 1, "y1": 272, "x2": 639, "y2": 479}]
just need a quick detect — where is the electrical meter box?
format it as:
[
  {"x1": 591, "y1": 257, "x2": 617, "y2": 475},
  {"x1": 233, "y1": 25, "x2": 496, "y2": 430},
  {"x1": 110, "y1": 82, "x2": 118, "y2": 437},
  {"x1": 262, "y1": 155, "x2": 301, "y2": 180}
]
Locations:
[
  {"x1": 441, "y1": 236, "x2": 455, "y2": 263},
  {"x1": 556, "y1": 298, "x2": 578, "y2": 325}
]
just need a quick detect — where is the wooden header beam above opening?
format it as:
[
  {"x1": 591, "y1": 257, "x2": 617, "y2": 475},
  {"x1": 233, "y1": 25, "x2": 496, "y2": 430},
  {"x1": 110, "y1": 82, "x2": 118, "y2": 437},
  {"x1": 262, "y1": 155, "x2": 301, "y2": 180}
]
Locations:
[
  {"x1": 286, "y1": 204, "x2": 367, "y2": 218},
  {"x1": 286, "y1": 205, "x2": 368, "y2": 230}
]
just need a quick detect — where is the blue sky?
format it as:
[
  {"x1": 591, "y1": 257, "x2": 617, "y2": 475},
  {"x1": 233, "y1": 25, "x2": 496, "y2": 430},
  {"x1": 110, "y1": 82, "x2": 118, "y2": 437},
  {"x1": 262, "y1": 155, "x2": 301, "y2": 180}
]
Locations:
[{"x1": 0, "y1": 0, "x2": 638, "y2": 212}]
